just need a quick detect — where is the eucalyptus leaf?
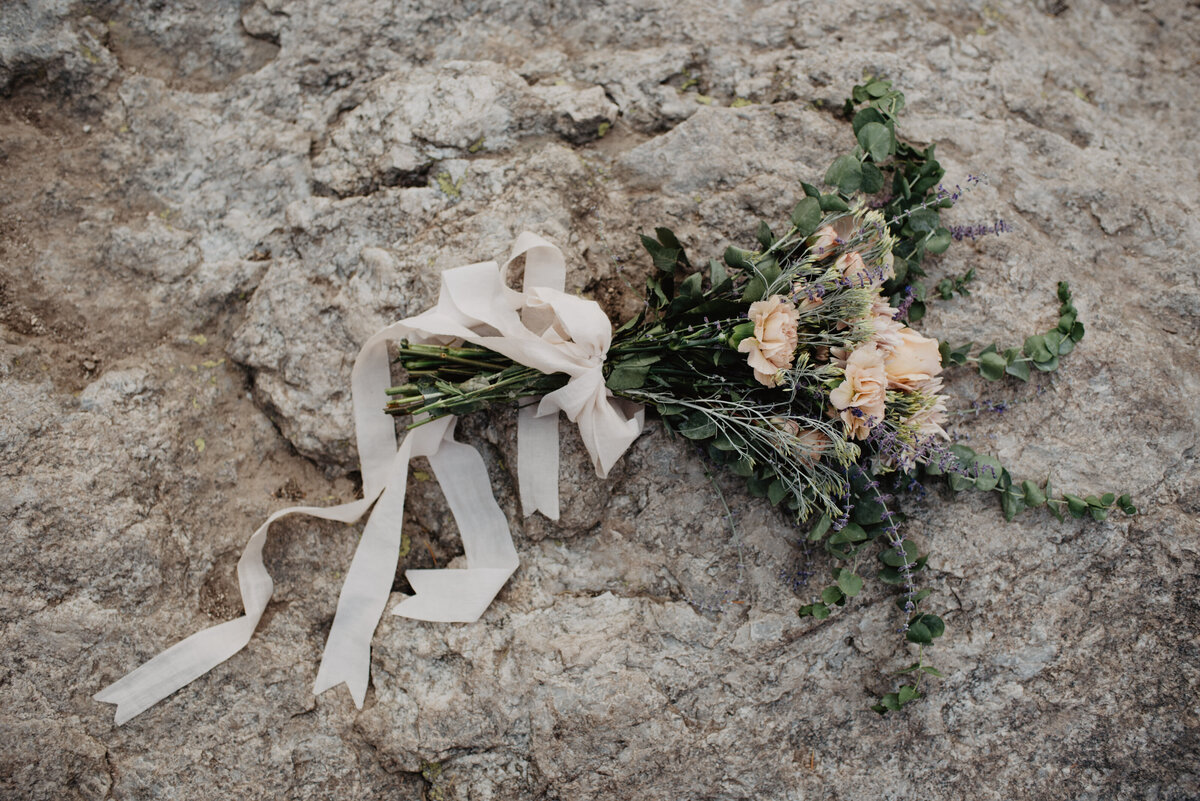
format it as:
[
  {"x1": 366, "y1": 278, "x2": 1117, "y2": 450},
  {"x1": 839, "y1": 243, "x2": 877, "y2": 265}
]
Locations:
[
  {"x1": 679, "y1": 414, "x2": 717, "y2": 440},
  {"x1": 1005, "y1": 359, "x2": 1031, "y2": 382},
  {"x1": 860, "y1": 161, "x2": 884, "y2": 194},
  {"x1": 978, "y1": 351, "x2": 1007, "y2": 381},
  {"x1": 790, "y1": 197, "x2": 823, "y2": 237},
  {"x1": 824, "y1": 154, "x2": 863, "y2": 194},
  {"x1": 837, "y1": 570, "x2": 864, "y2": 598}
]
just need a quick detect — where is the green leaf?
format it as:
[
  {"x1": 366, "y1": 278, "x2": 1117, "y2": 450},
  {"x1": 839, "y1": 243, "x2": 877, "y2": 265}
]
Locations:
[
  {"x1": 709, "y1": 259, "x2": 729, "y2": 290},
  {"x1": 755, "y1": 257, "x2": 781, "y2": 287},
  {"x1": 639, "y1": 234, "x2": 679, "y2": 274},
  {"x1": 801, "y1": 181, "x2": 821, "y2": 198},
  {"x1": 918, "y1": 613, "x2": 945, "y2": 638},
  {"x1": 852, "y1": 496, "x2": 886, "y2": 525},
  {"x1": 926, "y1": 228, "x2": 952, "y2": 254},
  {"x1": 898, "y1": 684, "x2": 919, "y2": 704},
  {"x1": 865, "y1": 79, "x2": 891, "y2": 98},
  {"x1": 906, "y1": 621, "x2": 933, "y2": 643},
  {"x1": 1070, "y1": 321, "x2": 1085, "y2": 342},
  {"x1": 807, "y1": 514, "x2": 832, "y2": 541},
  {"x1": 1022, "y1": 480, "x2": 1048, "y2": 507},
  {"x1": 1005, "y1": 359, "x2": 1031, "y2": 382},
  {"x1": 1043, "y1": 329, "x2": 1063, "y2": 355},
  {"x1": 1001, "y1": 488, "x2": 1025, "y2": 521},
  {"x1": 877, "y1": 567, "x2": 904, "y2": 585},
  {"x1": 921, "y1": 665, "x2": 944, "y2": 677},
  {"x1": 978, "y1": 351, "x2": 1007, "y2": 381},
  {"x1": 1033, "y1": 354, "x2": 1059, "y2": 372},
  {"x1": 653, "y1": 227, "x2": 687, "y2": 264},
  {"x1": 908, "y1": 208, "x2": 940, "y2": 234},
  {"x1": 1023, "y1": 334, "x2": 1052, "y2": 362},
  {"x1": 824, "y1": 155, "x2": 863, "y2": 194},
  {"x1": 880, "y1": 540, "x2": 918, "y2": 567},
  {"x1": 1064, "y1": 494, "x2": 1088, "y2": 518},
  {"x1": 947, "y1": 471, "x2": 976, "y2": 492},
  {"x1": 860, "y1": 161, "x2": 884, "y2": 194},
  {"x1": 606, "y1": 363, "x2": 651, "y2": 391},
  {"x1": 972, "y1": 454, "x2": 1003, "y2": 492},
  {"x1": 677, "y1": 271, "x2": 703, "y2": 300},
  {"x1": 821, "y1": 585, "x2": 844, "y2": 605},
  {"x1": 723, "y1": 246, "x2": 756, "y2": 271},
  {"x1": 727, "y1": 321, "x2": 755, "y2": 349},
  {"x1": 837, "y1": 570, "x2": 864, "y2": 598},
  {"x1": 679, "y1": 413, "x2": 717, "y2": 440},
  {"x1": 741, "y1": 277, "x2": 766, "y2": 303},
  {"x1": 811, "y1": 602, "x2": 831, "y2": 620},
  {"x1": 756, "y1": 220, "x2": 775, "y2": 249},
  {"x1": 878, "y1": 692, "x2": 901, "y2": 711},
  {"x1": 857, "y1": 121, "x2": 893, "y2": 163},
  {"x1": 852, "y1": 107, "x2": 886, "y2": 136},
  {"x1": 767, "y1": 480, "x2": 787, "y2": 506},
  {"x1": 710, "y1": 432, "x2": 738, "y2": 451},
  {"x1": 790, "y1": 197, "x2": 823, "y2": 237},
  {"x1": 828, "y1": 523, "x2": 869, "y2": 545},
  {"x1": 819, "y1": 193, "x2": 850, "y2": 212},
  {"x1": 730, "y1": 456, "x2": 755, "y2": 477}
]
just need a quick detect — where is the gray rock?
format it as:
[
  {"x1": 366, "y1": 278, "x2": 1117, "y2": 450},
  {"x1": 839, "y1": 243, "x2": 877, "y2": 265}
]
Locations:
[{"x1": 2, "y1": 0, "x2": 1199, "y2": 799}]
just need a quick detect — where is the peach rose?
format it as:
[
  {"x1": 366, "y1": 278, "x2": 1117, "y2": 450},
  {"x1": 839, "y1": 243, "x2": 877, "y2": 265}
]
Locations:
[
  {"x1": 836, "y1": 250, "x2": 895, "y2": 289},
  {"x1": 870, "y1": 299, "x2": 906, "y2": 352},
  {"x1": 793, "y1": 428, "x2": 832, "y2": 465},
  {"x1": 907, "y1": 394, "x2": 949, "y2": 441},
  {"x1": 829, "y1": 344, "x2": 887, "y2": 440},
  {"x1": 884, "y1": 327, "x2": 943, "y2": 391},
  {"x1": 738, "y1": 295, "x2": 800, "y2": 387},
  {"x1": 809, "y1": 225, "x2": 840, "y2": 259},
  {"x1": 770, "y1": 418, "x2": 831, "y2": 465}
]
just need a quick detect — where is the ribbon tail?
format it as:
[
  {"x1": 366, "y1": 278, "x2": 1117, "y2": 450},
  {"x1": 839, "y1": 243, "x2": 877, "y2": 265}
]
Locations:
[
  {"x1": 517, "y1": 402, "x2": 560, "y2": 520},
  {"x1": 310, "y1": 498, "x2": 405, "y2": 707},
  {"x1": 94, "y1": 614, "x2": 260, "y2": 725},
  {"x1": 311, "y1": 419, "x2": 451, "y2": 707},
  {"x1": 391, "y1": 568, "x2": 517, "y2": 622},
  {"x1": 392, "y1": 420, "x2": 519, "y2": 623},
  {"x1": 94, "y1": 495, "x2": 376, "y2": 725}
]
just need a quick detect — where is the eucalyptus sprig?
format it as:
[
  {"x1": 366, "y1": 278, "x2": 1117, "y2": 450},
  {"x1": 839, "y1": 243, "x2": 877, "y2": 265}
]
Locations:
[
  {"x1": 924, "y1": 443, "x2": 1139, "y2": 522},
  {"x1": 837, "y1": 77, "x2": 955, "y2": 322},
  {"x1": 936, "y1": 267, "x2": 977, "y2": 300},
  {"x1": 940, "y1": 281, "x2": 1085, "y2": 382}
]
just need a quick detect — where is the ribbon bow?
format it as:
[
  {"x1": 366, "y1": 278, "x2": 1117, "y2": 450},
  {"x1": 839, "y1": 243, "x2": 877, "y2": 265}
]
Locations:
[{"x1": 95, "y1": 232, "x2": 643, "y2": 724}]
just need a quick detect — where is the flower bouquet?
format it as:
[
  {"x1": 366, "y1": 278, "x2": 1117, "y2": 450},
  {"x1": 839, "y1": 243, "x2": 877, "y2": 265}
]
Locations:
[
  {"x1": 95, "y1": 79, "x2": 1135, "y2": 723},
  {"x1": 378, "y1": 78, "x2": 1136, "y2": 712}
]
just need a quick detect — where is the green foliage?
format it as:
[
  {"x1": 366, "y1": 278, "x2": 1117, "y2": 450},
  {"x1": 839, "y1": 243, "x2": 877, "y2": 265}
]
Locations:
[
  {"x1": 836, "y1": 78, "x2": 952, "y2": 323},
  {"x1": 939, "y1": 282, "x2": 1086, "y2": 382},
  {"x1": 936, "y1": 267, "x2": 976, "y2": 300},
  {"x1": 926, "y1": 443, "x2": 1138, "y2": 522}
]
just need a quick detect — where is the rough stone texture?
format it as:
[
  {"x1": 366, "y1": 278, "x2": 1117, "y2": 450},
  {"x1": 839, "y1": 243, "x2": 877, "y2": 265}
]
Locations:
[{"x1": 2, "y1": 0, "x2": 1198, "y2": 799}]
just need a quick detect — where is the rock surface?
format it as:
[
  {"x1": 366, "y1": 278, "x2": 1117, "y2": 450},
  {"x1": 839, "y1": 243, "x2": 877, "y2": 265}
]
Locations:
[{"x1": 2, "y1": 1, "x2": 1199, "y2": 799}]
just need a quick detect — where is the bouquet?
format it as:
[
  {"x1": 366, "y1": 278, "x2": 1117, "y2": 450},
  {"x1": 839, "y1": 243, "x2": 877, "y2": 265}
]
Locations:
[
  {"x1": 379, "y1": 79, "x2": 1136, "y2": 712},
  {"x1": 95, "y1": 79, "x2": 1136, "y2": 723}
]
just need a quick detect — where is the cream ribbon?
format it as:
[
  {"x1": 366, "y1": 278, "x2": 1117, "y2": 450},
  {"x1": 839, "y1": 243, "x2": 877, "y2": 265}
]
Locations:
[{"x1": 95, "y1": 232, "x2": 643, "y2": 724}]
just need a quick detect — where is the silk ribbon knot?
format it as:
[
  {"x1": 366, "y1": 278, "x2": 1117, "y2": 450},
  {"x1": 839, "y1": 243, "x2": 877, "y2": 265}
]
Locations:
[{"x1": 95, "y1": 232, "x2": 643, "y2": 724}]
